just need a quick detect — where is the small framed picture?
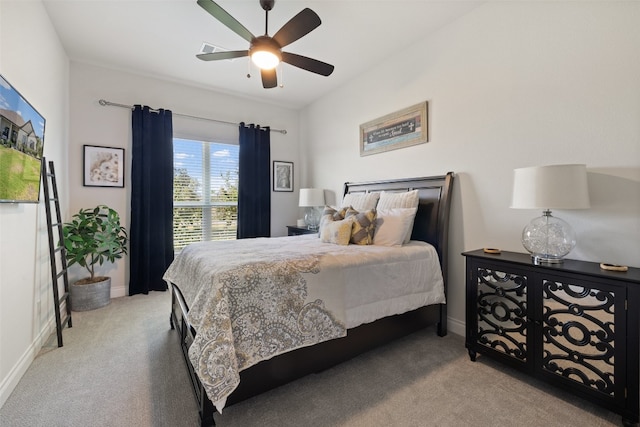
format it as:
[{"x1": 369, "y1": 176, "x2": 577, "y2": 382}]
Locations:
[
  {"x1": 273, "y1": 161, "x2": 293, "y2": 192},
  {"x1": 83, "y1": 145, "x2": 125, "y2": 187}
]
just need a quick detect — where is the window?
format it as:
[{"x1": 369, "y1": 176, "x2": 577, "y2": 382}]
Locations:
[{"x1": 173, "y1": 138, "x2": 239, "y2": 252}]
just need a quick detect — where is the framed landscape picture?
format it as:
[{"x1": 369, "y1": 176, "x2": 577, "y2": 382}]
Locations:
[
  {"x1": 83, "y1": 145, "x2": 125, "y2": 187},
  {"x1": 0, "y1": 74, "x2": 46, "y2": 203}
]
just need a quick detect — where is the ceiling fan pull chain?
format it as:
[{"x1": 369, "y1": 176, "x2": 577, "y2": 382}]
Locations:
[
  {"x1": 279, "y1": 64, "x2": 284, "y2": 88},
  {"x1": 247, "y1": 59, "x2": 252, "y2": 79}
]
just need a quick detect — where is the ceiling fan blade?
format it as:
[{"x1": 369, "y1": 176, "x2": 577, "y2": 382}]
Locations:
[
  {"x1": 272, "y1": 8, "x2": 321, "y2": 48},
  {"x1": 196, "y1": 50, "x2": 249, "y2": 61},
  {"x1": 261, "y1": 68, "x2": 277, "y2": 89},
  {"x1": 281, "y1": 52, "x2": 334, "y2": 76},
  {"x1": 197, "y1": 0, "x2": 255, "y2": 43}
]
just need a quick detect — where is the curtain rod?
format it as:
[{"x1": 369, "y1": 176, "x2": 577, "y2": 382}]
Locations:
[{"x1": 98, "y1": 99, "x2": 287, "y2": 135}]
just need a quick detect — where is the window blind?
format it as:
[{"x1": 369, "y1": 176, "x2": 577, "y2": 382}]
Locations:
[{"x1": 173, "y1": 138, "x2": 239, "y2": 252}]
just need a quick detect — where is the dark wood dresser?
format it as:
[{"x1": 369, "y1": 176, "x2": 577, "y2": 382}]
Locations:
[{"x1": 462, "y1": 249, "x2": 639, "y2": 426}]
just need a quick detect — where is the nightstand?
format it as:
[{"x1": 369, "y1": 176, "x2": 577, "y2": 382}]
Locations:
[
  {"x1": 286, "y1": 225, "x2": 317, "y2": 236},
  {"x1": 462, "y1": 249, "x2": 639, "y2": 426}
]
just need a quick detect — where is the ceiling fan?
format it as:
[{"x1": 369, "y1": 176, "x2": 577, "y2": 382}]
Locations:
[{"x1": 196, "y1": 0, "x2": 335, "y2": 89}]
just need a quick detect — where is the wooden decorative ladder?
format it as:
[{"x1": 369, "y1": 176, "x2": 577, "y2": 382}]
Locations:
[{"x1": 41, "y1": 158, "x2": 72, "y2": 347}]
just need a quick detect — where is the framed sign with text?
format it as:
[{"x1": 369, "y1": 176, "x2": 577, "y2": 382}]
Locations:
[{"x1": 359, "y1": 102, "x2": 428, "y2": 156}]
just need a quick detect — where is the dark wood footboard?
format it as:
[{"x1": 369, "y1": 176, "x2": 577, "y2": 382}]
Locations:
[
  {"x1": 228, "y1": 302, "x2": 445, "y2": 407},
  {"x1": 171, "y1": 282, "x2": 445, "y2": 426}
]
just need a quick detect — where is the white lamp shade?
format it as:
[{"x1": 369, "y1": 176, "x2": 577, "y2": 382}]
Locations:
[
  {"x1": 511, "y1": 164, "x2": 590, "y2": 210},
  {"x1": 299, "y1": 188, "x2": 325, "y2": 207}
]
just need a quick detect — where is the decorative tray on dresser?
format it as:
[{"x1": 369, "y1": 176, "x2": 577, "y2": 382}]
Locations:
[{"x1": 462, "y1": 249, "x2": 639, "y2": 426}]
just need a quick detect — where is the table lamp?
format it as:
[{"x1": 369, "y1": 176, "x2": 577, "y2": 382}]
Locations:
[
  {"x1": 299, "y1": 188, "x2": 325, "y2": 230},
  {"x1": 511, "y1": 164, "x2": 590, "y2": 264}
]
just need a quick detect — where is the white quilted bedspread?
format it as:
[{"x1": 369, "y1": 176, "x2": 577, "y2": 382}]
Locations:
[{"x1": 163, "y1": 235, "x2": 444, "y2": 411}]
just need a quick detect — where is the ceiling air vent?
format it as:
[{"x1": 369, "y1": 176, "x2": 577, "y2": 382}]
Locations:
[{"x1": 200, "y1": 42, "x2": 235, "y2": 59}]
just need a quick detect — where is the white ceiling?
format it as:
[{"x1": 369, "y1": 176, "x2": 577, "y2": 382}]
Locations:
[{"x1": 42, "y1": 0, "x2": 482, "y2": 109}]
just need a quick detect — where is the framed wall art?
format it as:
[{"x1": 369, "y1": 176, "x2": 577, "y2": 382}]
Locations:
[
  {"x1": 83, "y1": 145, "x2": 125, "y2": 187},
  {"x1": 360, "y1": 101, "x2": 428, "y2": 156},
  {"x1": 273, "y1": 160, "x2": 293, "y2": 192},
  {"x1": 0, "y1": 73, "x2": 46, "y2": 203}
]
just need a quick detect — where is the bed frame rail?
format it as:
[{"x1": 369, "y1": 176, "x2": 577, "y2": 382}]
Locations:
[{"x1": 170, "y1": 285, "x2": 216, "y2": 426}]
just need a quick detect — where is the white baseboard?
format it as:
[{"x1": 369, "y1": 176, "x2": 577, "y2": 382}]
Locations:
[
  {"x1": 0, "y1": 316, "x2": 56, "y2": 409},
  {"x1": 110, "y1": 285, "x2": 126, "y2": 298},
  {"x1": 447, "y1": 316, "x2": 465, "y2": 337}
]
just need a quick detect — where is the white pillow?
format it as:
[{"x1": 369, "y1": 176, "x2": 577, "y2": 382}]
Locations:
[
  {"x1": 373, "y1": 208, "x2": 418, "y2": 246},
  {"x1": 377, "y1": 190, "x2": 420, "y2": 243},
  {"x1": 377, "y1": 189, "x2": 419, "y2": 210},
  {"x1": 341, "y1": 192, "x2": 380, "y2": 211}
]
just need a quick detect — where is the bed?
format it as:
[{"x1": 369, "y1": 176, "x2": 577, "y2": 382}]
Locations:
[{"x1": 166, "y1": 173, "x2": 454, "y2": 426}]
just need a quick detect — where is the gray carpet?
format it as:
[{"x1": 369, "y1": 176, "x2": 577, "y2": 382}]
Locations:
[{"x1": 0, "y1": 291, "x2": 623, "y2": 426}]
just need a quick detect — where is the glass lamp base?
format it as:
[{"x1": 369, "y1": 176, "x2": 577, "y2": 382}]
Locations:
[
  {"x1": 304, "y1": 207, "x2": 321, "y2": 230},
  {"x1": 532, "y1": 254, "x2": 565, "y2": 265},
  {"x1": 522, "y1": 210, "x2": 576, "y2": 264}
]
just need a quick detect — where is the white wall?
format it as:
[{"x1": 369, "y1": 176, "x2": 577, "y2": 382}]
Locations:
[
  {"x1": 2, "y1": 0, "x2": 638, "y2": 410},
  {"x1": 1, "y1": 2, "x2": 301, "y2": 407},
  {"x1": 0, "y1": 0, "x2": 69, "y2": 408},
  {"x1": 69, "y1": 62, "x2": 301, "y2": 297},
  {"x1": 300, "y1": 1, "x2": 640, "y2": 336}
]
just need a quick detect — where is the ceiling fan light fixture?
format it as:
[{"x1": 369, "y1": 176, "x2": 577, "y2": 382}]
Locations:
[
  {"x1": 251, "y1": 50, "x2": 280, "y2": 70},
  {"x1": 197, "y1": 0, "x2": 334, "y2": 87},
  {"x1": 250, "y1": 36, "x2": 282, "y2": 70}
]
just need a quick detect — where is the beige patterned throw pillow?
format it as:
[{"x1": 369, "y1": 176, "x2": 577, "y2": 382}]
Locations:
[
  {"x1": 320, "y1": 218, "x2": 353, "y2": 245},
  {"x1": 346, "y1": 208, "x2": 377, "y2": 245},
  {"x1": 318, "y1": 206, "x2": 349, "y2": 236}
]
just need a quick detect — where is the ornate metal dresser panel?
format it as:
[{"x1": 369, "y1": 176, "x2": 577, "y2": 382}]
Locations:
[{"x1": 463, "y1": 250, "x2": 639, "y2": 427}]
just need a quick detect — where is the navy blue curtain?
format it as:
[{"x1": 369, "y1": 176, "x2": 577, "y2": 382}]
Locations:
[
  {"x1": 129, "y1": 105, "x2": 174, "y2": 295},
  {"x1": 237, "y1": 123, "x2": 270, "y2": 239}
]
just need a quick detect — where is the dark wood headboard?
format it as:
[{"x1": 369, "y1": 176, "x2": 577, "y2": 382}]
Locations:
[{"x1": 343, "y1": 172, "x2": 454, "y2": 284}]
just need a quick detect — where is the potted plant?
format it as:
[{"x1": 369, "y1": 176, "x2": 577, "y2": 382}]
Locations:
[{"x1": 62, "y1": 205, "x2": 128, "y2": 311}]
